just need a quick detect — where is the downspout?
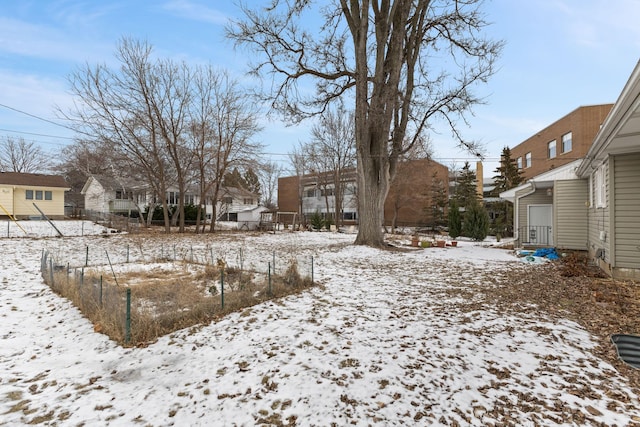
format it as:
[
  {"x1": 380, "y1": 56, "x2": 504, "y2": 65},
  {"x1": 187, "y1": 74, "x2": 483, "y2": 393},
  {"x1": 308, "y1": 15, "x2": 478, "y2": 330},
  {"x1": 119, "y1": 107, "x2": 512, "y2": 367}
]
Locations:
[{"x1": 514, "y1": 181, "x2": 536, "y2": 243}]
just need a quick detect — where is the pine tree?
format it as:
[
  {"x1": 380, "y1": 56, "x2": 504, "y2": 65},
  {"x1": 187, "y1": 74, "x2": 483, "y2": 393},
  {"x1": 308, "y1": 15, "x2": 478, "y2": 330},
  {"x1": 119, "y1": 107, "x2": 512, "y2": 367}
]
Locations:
[
  {"x1": 223, "y1": 167, "x2": 247, "y2": 189},
  {"x1": 491, "y1": 147, "x2": 523, "y2": 237},
  {"x1": 453, "y1": 161, "x2": 478, "y2": 210},
  {"x1": 462, "y1": 201, "x2": 489, "y2": 241},
  {"x1": 243, "y1": 168, "x2": 261, "y2": 195},
  {"x1": 429, "y1": 171, "x2": 448, "y2": 229},
  {"x1": 492, "y1": 147, "x2": 523, "y2": 195},
  {"x1": 448, "y1": 199, "x2": 462, "y2": 239}
]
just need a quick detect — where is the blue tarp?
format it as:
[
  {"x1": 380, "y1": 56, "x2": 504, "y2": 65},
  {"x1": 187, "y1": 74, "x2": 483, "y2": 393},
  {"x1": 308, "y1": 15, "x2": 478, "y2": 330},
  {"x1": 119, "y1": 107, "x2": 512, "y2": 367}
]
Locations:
[{"x1": 532, "y1": 247, "x2": 559, "y2": 260}]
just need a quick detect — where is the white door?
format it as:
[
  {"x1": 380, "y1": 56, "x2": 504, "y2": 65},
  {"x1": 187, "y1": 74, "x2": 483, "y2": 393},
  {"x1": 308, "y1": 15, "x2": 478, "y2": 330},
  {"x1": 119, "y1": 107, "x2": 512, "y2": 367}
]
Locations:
[{"x1": 528, "y1": 205, "x2": 553, "y2": 245}]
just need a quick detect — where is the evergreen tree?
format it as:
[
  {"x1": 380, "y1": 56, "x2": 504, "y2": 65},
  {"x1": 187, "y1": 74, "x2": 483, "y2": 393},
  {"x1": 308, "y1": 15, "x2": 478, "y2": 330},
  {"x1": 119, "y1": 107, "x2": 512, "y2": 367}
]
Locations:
[
  {"x1": 448, "y1": 199, "x2": 462, "y2": 239},
  {"x1": 429, "y1": 171, "x2": 448, "y2": 229},
  {"x1": 492, "y1": 147, "x2": 523, "y2": 195},
  {"x1": 491, "y1": 146, "x2": 523, "y2": 236},
  {"x1": 243, "y1": 168, "x2": 261, "y2": 195},
  {"x1": 462, "y1": 201, "x2": 490, "y2": 241},
  {"x1": 453, "y1": 161, "x2": 478, "y2": 210},
  {"x1": 223, "y1": 167, "x2": 247, "y2": 189}
]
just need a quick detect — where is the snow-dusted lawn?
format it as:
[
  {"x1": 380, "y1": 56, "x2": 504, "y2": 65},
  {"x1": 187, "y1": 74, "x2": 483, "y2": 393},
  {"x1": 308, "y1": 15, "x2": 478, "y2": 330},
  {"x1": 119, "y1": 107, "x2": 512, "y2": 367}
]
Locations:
[{"x1": 1, "y1": 221, "x2": 638, "y2": 426}]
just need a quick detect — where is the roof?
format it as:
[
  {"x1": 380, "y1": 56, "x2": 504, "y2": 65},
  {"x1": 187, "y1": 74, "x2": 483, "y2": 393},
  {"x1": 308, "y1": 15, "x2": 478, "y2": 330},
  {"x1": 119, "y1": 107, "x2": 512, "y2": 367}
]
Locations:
[
  {"x1": 499, "y1": 159, "x2": 582, "y2": 202},
  {"x1": 577, "y1": 60, "x2": 640, "y2": 177},
  {"x1": 0, "y1": 172, "x2": 68, "y2": 188}
]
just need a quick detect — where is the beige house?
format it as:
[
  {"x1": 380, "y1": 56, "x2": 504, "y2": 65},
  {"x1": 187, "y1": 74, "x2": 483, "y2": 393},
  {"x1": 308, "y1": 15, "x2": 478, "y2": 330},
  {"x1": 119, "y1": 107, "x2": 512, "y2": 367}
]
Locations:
[
  {"x1": 502, "y1": 60, "x2": 640, "y2": 280},
  {"x1": 0, "y1": 172, "x2": 69, "y2": 219},
  {"x1": 576, "y1": 60, "x2": 640, "y2": 280}
]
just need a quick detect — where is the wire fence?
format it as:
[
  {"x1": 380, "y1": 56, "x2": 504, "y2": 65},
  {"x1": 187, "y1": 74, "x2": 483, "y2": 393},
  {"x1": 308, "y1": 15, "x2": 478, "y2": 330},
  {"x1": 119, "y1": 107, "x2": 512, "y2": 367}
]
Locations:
[{"x1": 40, "y1": 244, "x2": 315, "y2": 347}]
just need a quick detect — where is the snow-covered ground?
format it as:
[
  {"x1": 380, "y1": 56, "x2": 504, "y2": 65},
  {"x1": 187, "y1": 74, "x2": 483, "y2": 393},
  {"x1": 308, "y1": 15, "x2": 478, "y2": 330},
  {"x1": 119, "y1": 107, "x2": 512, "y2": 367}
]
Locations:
[{"x1": 1, "y1": 220, "x2": 638, "y2": 426}]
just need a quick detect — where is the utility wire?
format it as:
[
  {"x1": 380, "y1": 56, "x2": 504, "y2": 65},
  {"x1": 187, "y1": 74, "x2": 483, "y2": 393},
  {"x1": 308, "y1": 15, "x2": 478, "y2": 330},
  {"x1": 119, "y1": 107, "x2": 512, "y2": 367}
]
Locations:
[{"x1": 0, "y1": 102, "x2": 76, "y2": 132}]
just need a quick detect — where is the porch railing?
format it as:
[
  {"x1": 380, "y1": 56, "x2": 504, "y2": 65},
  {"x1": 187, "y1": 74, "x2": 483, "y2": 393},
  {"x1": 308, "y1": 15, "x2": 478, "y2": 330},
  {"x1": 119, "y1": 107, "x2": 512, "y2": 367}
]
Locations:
[{"x1": 517, "y1": 226, "x2": 552, "y2": 246}]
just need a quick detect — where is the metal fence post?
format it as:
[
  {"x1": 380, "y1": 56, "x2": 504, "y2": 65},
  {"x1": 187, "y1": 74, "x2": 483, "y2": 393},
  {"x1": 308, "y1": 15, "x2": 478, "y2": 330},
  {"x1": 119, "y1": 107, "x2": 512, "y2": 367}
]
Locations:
[{"x1": 125, "y1": 288, "x2": 131, "y2": 344}]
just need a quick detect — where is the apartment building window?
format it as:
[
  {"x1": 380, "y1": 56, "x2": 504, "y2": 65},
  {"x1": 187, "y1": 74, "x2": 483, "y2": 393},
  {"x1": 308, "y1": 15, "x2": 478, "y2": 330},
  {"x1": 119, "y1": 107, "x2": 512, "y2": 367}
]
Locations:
[
  {"x1": 525, "y1": 152, "x2": 532, "y2": 168},
  {"x1": 548, "y1": 140, "x2": 556, "y2": 158},
  {"x1": 517, "y1": 157, "x2": 523, "y2": 169},
  {"x1": 562, "y1": 132, "x2": 572, "y2": 153}
]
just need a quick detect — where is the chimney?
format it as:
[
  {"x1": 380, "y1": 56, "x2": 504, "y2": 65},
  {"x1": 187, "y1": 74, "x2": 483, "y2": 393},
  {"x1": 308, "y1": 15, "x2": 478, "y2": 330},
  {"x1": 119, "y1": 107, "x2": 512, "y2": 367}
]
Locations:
[{"x1": 476, "y1": 161, "x2": 483, "y2": 201}]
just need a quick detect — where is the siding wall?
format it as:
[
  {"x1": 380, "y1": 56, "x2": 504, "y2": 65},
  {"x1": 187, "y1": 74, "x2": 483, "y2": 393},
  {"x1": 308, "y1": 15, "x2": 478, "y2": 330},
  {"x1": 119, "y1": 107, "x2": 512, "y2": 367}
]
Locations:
[
  {"x1": 517, "y1": 187, "x2": 553, "y2": 229},
  {"x1": 554, "y1": 179, "x2": 588, "y2": 250},
  {"x1": 613, "y1": 153, "x2": 640, "y2": 270},
  {"x1": 586, "y1": 159, "x2": 611, "y2": 264},
  {"x1": 0, "y1": 186, "x2": 13, "y2": 214},
  {"x1": 83, "y1": 180, "x2": 109, "y2": 212},
  {"x1": 12, "y1": 187, "x2": 66, "y2": 218}
]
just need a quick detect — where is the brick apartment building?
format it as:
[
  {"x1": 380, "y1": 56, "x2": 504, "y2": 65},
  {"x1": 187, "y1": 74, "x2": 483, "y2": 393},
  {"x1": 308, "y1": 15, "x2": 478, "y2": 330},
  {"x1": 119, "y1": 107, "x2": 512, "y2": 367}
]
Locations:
[
  {"x1": 277, "y1": 158, "x2": 449, "y2": 227},
  {"x1": 510, "y1": 104, "x2": 613, "y2": 180}
]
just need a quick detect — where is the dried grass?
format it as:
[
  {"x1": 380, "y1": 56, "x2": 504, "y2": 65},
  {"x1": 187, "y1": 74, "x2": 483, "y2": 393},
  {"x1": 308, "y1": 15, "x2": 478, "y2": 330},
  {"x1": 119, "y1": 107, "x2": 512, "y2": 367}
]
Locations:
[{"x1": 42, "y1": 254, "x2": 314, "y2": 347}]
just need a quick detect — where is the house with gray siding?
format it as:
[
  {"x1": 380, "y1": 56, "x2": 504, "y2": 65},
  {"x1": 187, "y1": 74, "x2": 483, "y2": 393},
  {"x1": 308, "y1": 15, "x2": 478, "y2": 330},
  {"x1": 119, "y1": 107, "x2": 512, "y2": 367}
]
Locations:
[
  {"x1": 576, "y1": 60, "x2": 640, "y2": 280},
  {"x1": 500, "y1": 160, "x2": 587, "y2": 250}
]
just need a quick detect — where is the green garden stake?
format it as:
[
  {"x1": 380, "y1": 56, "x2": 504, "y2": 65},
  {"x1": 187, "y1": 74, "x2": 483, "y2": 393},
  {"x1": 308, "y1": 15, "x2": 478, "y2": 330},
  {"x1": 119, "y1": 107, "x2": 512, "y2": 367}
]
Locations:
[
  {"x1": 127, "y1": 244, "x2": 130, "y2": 263},
  {"x1": 100, "y1": 275, "x2": 103, "y2": 307},
  {"x1": 220, "y1": 268, "x2": 225, "y2": 309},
  {"x1": 80, "y1": 268, "x2": 84, "y2": 287},
  {"x1": 85, "y1": 246, "x2": 89, "y2": 267},
  {"x1": 125, "y1": 288, "x2": 131, "y2": 344},
  {"x1": 268, "y1": 262, "x2": 272, "y2": 297},
  {"x1": 311, "y1": 256, "x2": 314, "y2": 284},
  {"x1": 190, "y1": 246, "x2": 194, "y2": 263},
  {"x1": 49, "y1": 258, "x2": 53, "y2": 285}
]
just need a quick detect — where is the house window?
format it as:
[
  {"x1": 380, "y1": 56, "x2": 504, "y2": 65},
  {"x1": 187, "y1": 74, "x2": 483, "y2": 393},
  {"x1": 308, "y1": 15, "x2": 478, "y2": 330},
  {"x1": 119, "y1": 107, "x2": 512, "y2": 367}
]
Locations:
[
  {"x1": 343, "y1": 212, "x2": 357, "y2": 221},
  {"x1": 517, "y1": 157, "x2": 523, "y2": 169},
  {"x1": 26, "y1": 190, "x2": 33, "y2": 200},
  {"x1": 525, "y1": 152, "x2": 532, "y2": 168},
  {"x1": 562, "y1": 132, "x2": 572, "y2": 153},
  {"x1": 222, "y1": 196, "x2": 233, "y2": 204},
  {"x1": 321, "y1": 188, "x2": 334, "y2": 197},
  {"x1": 243, "y1": 198, "x2": 253, "y2": 205},
  {"x1": 548, "y1": 140, "x2": 556, "y2": 158},
  {"x1": 115, "y1": 190, "x2": 124, "y2": 199},
  {"x1": 45, "y1": 191, "x2": 52, "y2": 201},
  {"x1": 184, "y1": 194, "x2": 195, "y2": 205},
  {"x1": 35, "y1": 190, "x2": 43, "y2": 200},
  {"x1": 167, "y1": 191, "x2": 179, "y2": 205},
  {"x1": 305, "y1": 189, "x2": 316, "y2": 198},
  {"x1": 594, "y1": 165, "x2": 606, "y2": 208}
]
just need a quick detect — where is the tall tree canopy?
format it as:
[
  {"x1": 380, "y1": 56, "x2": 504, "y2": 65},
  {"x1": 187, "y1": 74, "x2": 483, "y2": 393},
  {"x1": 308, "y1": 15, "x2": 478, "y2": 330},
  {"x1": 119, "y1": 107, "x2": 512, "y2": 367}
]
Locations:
[{"x1": 229, "y1": 0, "x2": 502, "y2": 246}]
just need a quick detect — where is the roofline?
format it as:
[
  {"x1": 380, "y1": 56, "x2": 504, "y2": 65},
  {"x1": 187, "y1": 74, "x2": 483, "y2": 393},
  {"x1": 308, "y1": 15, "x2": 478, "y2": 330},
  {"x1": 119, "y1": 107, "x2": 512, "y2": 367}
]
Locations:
[{"x1": 577, "y1": 60, "x2": 640, "y2": 177}]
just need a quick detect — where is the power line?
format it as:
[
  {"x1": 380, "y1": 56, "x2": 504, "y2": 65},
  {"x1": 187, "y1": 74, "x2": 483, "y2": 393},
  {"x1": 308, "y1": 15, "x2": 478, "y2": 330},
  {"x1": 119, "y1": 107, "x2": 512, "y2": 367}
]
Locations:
[
  {"x1": 0, "y1": 128, "x2": 75, "y2": 140},
  {"x1": 0, "y1": 102, "x2": 76, "y2": 132}
]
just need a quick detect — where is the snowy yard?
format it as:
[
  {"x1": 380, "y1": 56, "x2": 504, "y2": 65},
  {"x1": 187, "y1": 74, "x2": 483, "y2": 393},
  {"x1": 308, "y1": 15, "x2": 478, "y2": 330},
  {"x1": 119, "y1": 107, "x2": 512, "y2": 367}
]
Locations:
[{"x1": 1, "y1": 220, "x2": 639, "y2": 426}]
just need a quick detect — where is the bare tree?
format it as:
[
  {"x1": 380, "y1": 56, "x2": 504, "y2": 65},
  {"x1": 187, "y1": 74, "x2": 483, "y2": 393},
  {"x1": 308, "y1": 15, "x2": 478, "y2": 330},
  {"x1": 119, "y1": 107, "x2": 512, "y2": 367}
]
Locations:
[
  {"x1": 229, "y1": 0, "x2": 501, "y2": 246},
  {"x1": 288, "y1": 142, "x2": 309, "y2": 222},
  {"x1": 0, "y1": 136, "x2": 50, "y2": 173},
  {"x1": 188, "y1": 67, "x2": 263, "y2": 233},
  {"x1": 308, "y1": 106, "x2": 356, "y2": 227},
  {"x1": 257, "y1": 161, "x2": 282, "y2": 209},
  {"x1": 63, "y1": 39, "x2": 199, "y2": 232}
]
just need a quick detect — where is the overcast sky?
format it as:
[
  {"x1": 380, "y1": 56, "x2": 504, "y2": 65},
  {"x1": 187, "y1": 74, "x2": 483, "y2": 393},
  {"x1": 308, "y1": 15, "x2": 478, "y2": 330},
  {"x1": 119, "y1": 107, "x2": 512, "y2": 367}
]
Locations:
[{"x1": 1, "y1": 0, "x2": 638, "y2": 176}]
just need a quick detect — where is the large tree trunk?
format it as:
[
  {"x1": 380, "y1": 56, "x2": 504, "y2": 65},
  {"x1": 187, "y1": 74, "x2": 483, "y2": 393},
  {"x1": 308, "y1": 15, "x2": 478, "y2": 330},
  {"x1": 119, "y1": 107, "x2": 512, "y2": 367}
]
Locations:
[{"x1": 354, "y1": 143, "x2": 390, "y2": 247}]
